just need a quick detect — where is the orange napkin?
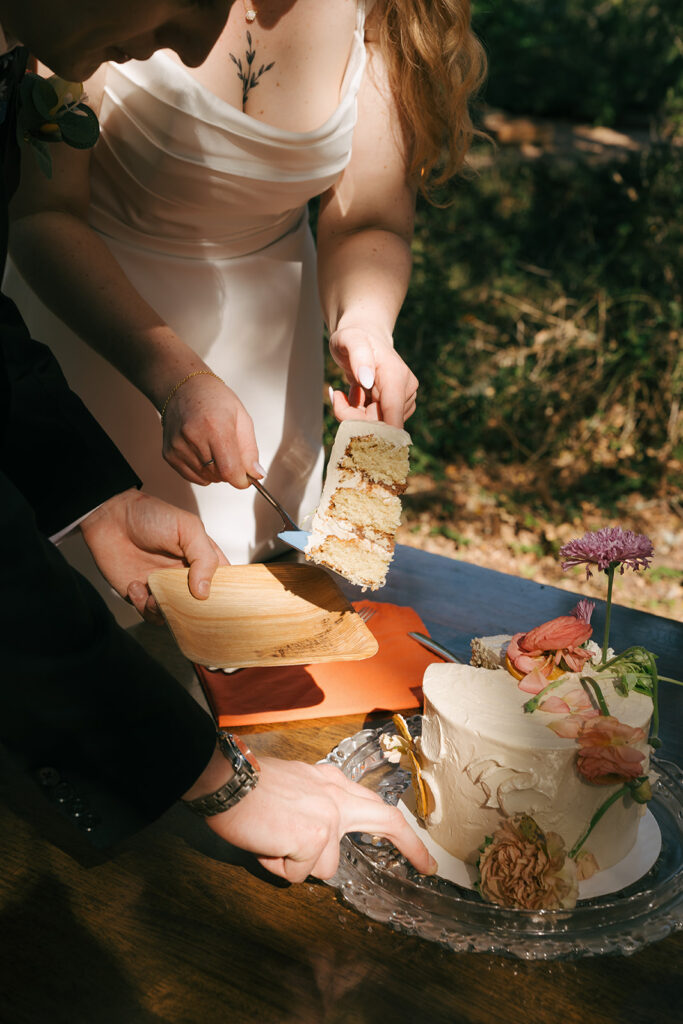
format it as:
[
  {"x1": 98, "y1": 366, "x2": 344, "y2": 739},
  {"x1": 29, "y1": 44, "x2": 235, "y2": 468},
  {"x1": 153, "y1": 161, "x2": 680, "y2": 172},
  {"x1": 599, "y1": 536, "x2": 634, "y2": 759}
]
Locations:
[{"x1": 194, "y1": 600, "x2": 444, "y2": 727}]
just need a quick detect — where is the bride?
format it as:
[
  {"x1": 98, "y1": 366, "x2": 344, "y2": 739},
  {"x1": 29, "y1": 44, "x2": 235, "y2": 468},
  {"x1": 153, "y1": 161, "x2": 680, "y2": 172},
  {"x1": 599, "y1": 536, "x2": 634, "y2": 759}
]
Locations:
[{"x1": 6, "y1": 0, "x2": 484, "y2": 623}]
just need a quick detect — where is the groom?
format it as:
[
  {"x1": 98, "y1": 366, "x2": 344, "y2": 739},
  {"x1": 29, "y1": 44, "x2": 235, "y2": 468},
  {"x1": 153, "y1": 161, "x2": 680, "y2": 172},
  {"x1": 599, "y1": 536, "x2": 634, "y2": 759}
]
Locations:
[
  {"x1": 0, "y1": 0, "x2": 239, "y2": 845},
  {"x1": 0, "y1": 0, "x2": 432, "y2": 879}
]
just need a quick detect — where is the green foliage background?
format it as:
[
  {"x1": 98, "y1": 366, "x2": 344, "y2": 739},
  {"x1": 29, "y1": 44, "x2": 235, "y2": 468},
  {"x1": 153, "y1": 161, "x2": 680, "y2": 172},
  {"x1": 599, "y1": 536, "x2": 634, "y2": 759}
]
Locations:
[
  {"x1": 323, "y1": 0, "x2": 682, "y2": 510},
  {"x1": 473, "y1": 0, "x2": 682, "y2": 128}
]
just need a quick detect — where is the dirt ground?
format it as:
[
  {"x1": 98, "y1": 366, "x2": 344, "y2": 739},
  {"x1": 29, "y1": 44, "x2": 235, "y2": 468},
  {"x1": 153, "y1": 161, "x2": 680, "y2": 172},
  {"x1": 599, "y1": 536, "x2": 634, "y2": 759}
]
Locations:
[{"x1": 397, "y1": 462, "x2": 683, "y2": 623}]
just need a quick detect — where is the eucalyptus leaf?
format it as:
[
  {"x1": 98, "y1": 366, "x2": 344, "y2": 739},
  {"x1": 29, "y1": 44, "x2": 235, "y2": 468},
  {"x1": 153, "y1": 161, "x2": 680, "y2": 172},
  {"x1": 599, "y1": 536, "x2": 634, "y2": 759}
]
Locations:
[
  {"x1": 30, "y1": 76, "x2": 59, "y2": 121},
  {"x1": 58, "y1": 105, "x2": 100, "y2": 148},
  {"x1": 17, "y1": 72, "x2": 101, "y2": 177}
]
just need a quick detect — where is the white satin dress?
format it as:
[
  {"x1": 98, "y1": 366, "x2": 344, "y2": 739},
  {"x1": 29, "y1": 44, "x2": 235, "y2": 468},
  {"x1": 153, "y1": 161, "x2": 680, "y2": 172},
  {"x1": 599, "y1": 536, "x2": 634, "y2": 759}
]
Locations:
[{"x1": 5, "y1": 5, "x2": 369, "y2": 625}]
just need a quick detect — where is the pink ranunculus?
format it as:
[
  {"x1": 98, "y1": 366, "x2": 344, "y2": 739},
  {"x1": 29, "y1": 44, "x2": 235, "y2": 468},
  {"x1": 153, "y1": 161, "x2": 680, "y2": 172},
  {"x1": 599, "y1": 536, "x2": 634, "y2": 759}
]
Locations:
[
  {"x1": 548, "y1": 717, "x2": 586, "y2": 738},
  {"x1": 477, "y1": 814, "x2": 578, "y2": 910},
  {"x1": 561, "y1": 687, "x2": 597, "y2": 714},
  {"x1": 562, "y1": 646, "x2": 594, "y2": 672},
  {"x1": 538, "y1": 695, "x2": 571, "y2": 714},
  {"x1": 575, "y1": 716, "x2": 647, "y2": 785},
  {"x1": 520, "y1": 616, "x2": 593, "y2": 654},
  {"x1": 506, "y1": 633, "x2": 544, "y2": 675},
  {"x1": 546, "y1": 700, "x2": 601, "y2": 736},
  {"x1": 518, "y1": 667, "x2": 551, "y2": 694}
]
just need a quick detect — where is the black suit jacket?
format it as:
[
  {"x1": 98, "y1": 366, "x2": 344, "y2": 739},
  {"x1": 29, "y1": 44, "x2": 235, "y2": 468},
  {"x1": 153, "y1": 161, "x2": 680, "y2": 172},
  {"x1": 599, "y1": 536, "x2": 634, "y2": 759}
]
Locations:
[{"x1": 0, "y1": 49, "x2": 216, "y2": 848}]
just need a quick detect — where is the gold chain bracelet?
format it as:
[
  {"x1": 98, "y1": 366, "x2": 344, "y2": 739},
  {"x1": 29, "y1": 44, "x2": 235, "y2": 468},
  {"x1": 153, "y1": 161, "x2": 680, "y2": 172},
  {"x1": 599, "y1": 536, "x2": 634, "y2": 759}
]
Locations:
[{"x1": 160, "y1": 370, "x2": 222, "y2": 422}]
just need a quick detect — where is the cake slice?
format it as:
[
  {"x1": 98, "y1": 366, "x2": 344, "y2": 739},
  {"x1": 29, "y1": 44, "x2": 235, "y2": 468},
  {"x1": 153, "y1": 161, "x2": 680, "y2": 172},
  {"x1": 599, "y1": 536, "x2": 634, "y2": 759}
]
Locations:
[{"x1": 305, "y1": 419, "x2": 411, "y2": 590}]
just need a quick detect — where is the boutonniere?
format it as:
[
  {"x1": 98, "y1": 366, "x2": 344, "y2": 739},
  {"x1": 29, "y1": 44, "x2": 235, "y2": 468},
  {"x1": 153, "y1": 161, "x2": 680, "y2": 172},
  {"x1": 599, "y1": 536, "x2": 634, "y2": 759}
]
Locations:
[{"x1": 16, "y1": 72, "x2": 99, "y2": 178}]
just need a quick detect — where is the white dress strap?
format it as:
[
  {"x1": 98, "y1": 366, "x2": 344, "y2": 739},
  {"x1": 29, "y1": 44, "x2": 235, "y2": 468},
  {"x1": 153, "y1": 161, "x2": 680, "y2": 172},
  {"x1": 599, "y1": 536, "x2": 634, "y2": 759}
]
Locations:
[{"x1": 358, "y1": 0, "x2": 378, "y2": 32}]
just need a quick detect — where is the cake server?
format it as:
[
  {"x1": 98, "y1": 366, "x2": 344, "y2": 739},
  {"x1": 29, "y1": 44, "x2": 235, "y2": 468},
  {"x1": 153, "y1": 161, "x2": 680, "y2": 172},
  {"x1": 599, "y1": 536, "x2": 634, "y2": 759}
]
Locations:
[
  {"x1": 407, "y1": 632, "x2": 463, "y2": 663},
  {"x1": 248, "y1": 475, "x2": 311, "y2": 553}
]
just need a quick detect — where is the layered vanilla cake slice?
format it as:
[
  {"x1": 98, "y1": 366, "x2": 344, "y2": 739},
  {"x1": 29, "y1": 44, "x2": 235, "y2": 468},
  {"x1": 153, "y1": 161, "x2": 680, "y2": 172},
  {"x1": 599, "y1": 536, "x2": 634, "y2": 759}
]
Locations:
[{"x1": 305, "y1": 419, "x2": 411, "y2": 590}]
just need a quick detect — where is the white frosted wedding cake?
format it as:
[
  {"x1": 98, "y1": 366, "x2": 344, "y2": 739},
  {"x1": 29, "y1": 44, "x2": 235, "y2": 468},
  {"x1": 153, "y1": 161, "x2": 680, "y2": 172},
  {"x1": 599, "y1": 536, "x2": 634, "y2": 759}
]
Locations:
[
  {"x1": 387, "y1": 527, "x2": 662, "y2": 909},
  {"x1": 418, "y1": 660, "x2": 653, "y2": 870}
]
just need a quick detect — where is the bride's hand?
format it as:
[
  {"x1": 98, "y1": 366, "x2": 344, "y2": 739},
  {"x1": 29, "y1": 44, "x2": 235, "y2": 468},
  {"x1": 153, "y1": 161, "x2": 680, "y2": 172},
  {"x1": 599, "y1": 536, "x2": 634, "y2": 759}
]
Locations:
[
  {"x1": 161, "y1": 373, "x2": 263, "y2": 487},
  {"x1": 329, "y1": 326, "x2": 418, "y2": 428}
]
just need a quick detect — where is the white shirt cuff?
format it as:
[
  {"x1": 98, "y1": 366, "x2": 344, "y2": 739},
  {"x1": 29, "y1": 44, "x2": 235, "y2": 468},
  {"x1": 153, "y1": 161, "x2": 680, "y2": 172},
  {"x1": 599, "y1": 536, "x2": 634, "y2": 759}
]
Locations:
[{"x1": 50, "y1": 504, "x2": 105, "y2": 545}]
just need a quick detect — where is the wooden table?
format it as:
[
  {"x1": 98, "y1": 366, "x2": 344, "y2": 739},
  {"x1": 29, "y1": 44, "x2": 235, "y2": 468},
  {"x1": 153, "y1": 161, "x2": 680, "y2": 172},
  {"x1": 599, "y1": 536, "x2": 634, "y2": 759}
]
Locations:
[{"x1": 1, "y1": 546, "x2": 682, "y2": 1024}]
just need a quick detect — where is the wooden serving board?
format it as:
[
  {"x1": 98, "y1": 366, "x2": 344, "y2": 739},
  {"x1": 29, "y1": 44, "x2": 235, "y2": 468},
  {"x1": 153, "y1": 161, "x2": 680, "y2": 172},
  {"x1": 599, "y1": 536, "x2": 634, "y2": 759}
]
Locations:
[{"x1": 148, "y1": 563, "x2": 378, "y2": 668}]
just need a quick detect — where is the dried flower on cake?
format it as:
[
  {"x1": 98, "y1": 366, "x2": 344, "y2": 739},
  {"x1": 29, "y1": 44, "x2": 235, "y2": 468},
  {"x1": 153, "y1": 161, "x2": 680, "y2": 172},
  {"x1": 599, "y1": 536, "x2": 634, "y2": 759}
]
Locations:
[
  {"x1": 506, "y1": 615, "x2": 594, "y2": 689},
  {"x1": 571, "y1": 599, "x2": 596, "y2": 624},
  {"x1": 557, "y1": 525, "x2": 673, "y2": 753},
  {"x1": 388, "y1": 714, "x2": 431, "y2": 820},
  {"x1": 379, "y1": 732, "x2": 409, "y2": 764},
  {"x1": 477, "y1": 814, "x2": 578, "y2": 910},
  {"x1": 574, "y1": 850, "x2": 600, "y2": 881},
  {"x1": 575, "y1": 716, "x2": 647, "y2": 785},
  {"x1": 539, "y1": 686, "x2": 600, "y2": 721}
]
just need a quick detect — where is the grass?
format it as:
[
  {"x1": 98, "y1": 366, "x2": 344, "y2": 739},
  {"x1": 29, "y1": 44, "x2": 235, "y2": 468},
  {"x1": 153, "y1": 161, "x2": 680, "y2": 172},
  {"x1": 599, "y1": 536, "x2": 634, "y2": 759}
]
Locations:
[
  {"x1": 324, "y1": 135, "x2": 682, "y2": 508},
  {"x1": 385, "y1": 140, "x2": 681, "y2": 510}
]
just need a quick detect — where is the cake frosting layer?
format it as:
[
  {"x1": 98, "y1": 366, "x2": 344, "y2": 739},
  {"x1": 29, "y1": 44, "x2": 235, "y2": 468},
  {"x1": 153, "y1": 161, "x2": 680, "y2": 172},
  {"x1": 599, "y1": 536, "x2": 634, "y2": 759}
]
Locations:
[
  {"x1": 306, "y1": 420, "x2": 411, "y2": 589},
  {"x1": 418, "y1": 663, "x2": 653, "y2": 870}
]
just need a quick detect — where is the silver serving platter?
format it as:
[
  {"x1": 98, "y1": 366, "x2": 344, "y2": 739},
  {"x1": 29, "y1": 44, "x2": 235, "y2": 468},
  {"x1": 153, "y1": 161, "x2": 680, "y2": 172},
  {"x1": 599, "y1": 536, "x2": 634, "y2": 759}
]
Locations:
[{"x1": 322, "y1": 715, "x2": 683, "y2": 960}]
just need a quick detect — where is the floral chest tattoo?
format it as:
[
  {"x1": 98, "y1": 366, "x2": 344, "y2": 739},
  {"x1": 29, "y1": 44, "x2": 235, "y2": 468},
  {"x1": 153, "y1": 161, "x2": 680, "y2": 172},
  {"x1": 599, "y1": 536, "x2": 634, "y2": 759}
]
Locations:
[{"x1": 229, "y1": 31, "x2": 275, "y2": 107}]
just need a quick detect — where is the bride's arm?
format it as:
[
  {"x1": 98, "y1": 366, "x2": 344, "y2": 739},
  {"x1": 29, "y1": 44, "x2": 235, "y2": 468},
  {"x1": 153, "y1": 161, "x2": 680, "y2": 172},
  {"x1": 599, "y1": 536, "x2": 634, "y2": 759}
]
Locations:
[
  {"x1": 8, "y1": 65, "x2": 261, "y2": 488},
  {"x1": 316, "y1": 35, "x2": 418, "y2": 428}
]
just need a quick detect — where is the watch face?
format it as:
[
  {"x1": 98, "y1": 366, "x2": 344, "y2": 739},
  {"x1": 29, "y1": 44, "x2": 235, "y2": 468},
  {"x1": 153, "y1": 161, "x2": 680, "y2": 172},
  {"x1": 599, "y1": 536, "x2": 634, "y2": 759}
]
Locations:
[{"x1": 232, "y1": 734, "x2": 261, "y2": 772}]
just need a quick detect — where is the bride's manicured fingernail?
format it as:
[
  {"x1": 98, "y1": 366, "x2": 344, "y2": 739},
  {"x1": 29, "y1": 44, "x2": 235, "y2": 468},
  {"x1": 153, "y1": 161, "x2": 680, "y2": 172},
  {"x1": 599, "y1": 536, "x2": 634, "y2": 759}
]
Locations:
[
  {"x1": 328, "y1": 386, "x2": 335, "y2": 405},
  {"x1": 252, "y1": 461, "x2": 266, "y2": 477},
  {"x1": 358, "y1": 366, "x2": 374, "y2": 390}
]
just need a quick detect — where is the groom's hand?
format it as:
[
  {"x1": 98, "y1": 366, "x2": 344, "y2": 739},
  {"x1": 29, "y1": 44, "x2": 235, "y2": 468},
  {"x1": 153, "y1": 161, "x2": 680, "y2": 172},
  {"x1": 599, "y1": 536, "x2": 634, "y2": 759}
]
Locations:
[{"x1": 80, "y1": 488, "x2": 228, "y2": 622}]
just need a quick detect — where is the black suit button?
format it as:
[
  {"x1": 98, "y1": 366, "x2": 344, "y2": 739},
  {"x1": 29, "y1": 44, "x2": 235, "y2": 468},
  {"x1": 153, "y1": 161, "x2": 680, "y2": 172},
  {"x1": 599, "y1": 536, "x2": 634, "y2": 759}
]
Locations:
[
  {"x1": 37, "y1": 767, "x2": 61, "y2": 788},
  {"x1": 53, "y1": 781, "x2": 74, "y2": 804}
]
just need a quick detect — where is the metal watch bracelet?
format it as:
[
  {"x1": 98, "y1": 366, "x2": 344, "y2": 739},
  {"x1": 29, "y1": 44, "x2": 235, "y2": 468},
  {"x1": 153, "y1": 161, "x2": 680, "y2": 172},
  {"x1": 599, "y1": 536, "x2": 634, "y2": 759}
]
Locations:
[{"x1": 184, "y1": 731, "x2": 260, "y2": 817}]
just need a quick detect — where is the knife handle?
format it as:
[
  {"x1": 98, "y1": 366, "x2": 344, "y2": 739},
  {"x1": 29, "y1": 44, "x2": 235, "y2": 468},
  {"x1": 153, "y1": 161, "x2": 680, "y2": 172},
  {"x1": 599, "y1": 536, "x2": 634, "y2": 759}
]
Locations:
[
  {"x1": 407, "y1": 632, "x2": 463, "y2": 663},
  {"x1": 248, "y1": 475, "x2": 300, "y2": 532}
]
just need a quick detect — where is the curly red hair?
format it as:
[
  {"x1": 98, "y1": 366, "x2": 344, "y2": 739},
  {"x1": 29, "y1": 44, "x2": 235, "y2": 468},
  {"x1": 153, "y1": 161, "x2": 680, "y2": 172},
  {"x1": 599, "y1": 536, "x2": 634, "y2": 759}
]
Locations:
[{"x1": 376, "y1": 0, "x2": 487, "y2": 197}]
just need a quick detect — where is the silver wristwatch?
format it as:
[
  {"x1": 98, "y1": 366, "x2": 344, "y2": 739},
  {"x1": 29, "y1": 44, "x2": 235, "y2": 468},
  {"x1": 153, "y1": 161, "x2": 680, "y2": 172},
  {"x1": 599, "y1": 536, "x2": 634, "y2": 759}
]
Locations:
[{"x1": 184, "y1": 731, "x2": 260, "y2": 817}]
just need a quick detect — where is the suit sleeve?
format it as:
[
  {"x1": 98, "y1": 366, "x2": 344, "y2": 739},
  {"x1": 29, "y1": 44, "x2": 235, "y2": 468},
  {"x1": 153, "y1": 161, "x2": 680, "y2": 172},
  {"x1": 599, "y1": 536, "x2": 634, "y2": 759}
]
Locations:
[
  {"x1": 0, "y1": 293, "x2": 143, "y2": 537},
  {"x1": 0, "y1": 470, "x2": 217, "y2": 847},
  {"x1": 0, "y1": 48, "x2": 216, "y2": 849}
]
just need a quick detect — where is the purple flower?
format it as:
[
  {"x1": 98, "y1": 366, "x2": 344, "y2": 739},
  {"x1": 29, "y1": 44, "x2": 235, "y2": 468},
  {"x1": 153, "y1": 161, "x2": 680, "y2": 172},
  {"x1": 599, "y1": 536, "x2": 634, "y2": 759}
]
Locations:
[
  {"x1": 559, "y1": 527, "x2": 654, "y2": 578},
  {"x1": 570, "y1": 599, "x2": 595, "y2": 623}
]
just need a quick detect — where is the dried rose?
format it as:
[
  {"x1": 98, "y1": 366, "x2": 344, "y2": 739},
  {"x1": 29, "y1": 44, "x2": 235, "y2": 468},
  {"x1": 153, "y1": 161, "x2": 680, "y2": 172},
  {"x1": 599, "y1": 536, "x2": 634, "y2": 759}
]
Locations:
[
  {"x1": 477, "y1": 814, "x2": 578, "y2": 910},
  {"x1": 575, "y1": 850, "x2": 600, "y2": 881},
  {"x1": 575, "y1": 716, "x2": 647, "y2": 785},
  {"x1": 506, "y1": 615, "x2": 594, "y2": 692}
]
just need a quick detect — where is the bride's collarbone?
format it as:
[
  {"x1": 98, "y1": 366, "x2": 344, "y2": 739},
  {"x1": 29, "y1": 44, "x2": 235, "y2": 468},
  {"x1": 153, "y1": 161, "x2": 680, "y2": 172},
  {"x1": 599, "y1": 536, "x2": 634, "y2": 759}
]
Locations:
[{"x1": 177, "y1": 4, "x2": 357, "y2": 131}]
